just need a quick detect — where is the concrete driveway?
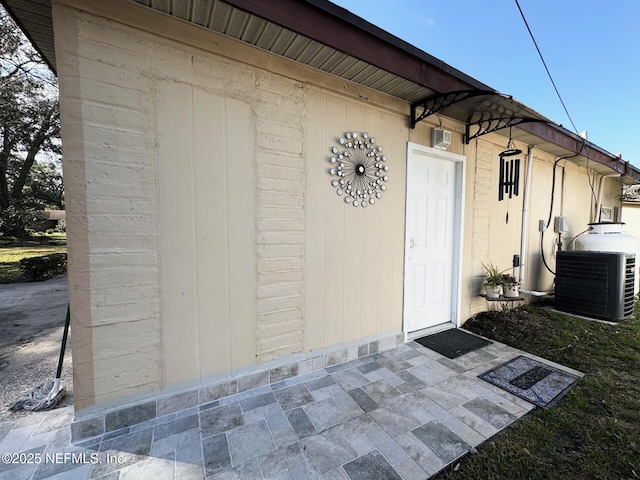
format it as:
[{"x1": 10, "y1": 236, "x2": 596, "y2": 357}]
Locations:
[{"x1": 0, "y1": 275, "x2": 71, "y2": 421}]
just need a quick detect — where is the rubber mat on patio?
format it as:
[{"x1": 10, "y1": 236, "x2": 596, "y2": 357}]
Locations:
[{"x1": 413, "y1": 328, "x2": 492, "y2": 359}]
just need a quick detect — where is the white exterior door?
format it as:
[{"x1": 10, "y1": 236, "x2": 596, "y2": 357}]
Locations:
[{"x1": 404, "y1": 144, "x2": 465, "y2": 333}]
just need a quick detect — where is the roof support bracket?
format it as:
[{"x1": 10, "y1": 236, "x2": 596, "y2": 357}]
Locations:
[
  {"x1": 410, "y1": 90, "x2": 495, "y2": 129},
  {"x1": 464, "y1": 116, "x2": 550, "y2": 144}
]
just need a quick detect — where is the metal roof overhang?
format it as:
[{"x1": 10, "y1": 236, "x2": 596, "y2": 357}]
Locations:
[
  {"x1": 2, "y1": 0, "x2": 638, "y2": 183},
  {"x1": 410, "y1": 90, "x2": 553, "y2": 142}
]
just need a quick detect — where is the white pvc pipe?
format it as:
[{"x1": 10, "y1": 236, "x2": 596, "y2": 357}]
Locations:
[
  {"x1": 518, "y1": 147, "x2": 556, "y2": 297},
  {"x1": 520, "y1": 288, "x2": 553, "y2": 297},
  {"x1": 519, "y1": 146, "x2": 534, "y2": 286},
  {"x1": 593, "y1": 173, "x2": 620, "y2": 223}
]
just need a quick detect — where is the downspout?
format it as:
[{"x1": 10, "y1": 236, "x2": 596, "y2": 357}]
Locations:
[
  {"x1": 519, "y1": 146, "x2": 551, "y2": 296},
  {"x1": 593, "y1": 173, "x2": 621, "y2": 222},
  {"x1": 518, "y1": 146, "x2": 534, "y2": 287}
]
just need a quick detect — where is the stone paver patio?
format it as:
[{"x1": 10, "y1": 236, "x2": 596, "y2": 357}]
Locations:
[{"x1": 0, "y1": 332, "x2": 582, "y2": 479}]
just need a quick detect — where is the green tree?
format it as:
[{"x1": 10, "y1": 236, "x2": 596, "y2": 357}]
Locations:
[
  {"x1": 0, "y1": 6, "x2": 60, "y2": 236},
  {"x1": 25, "y1": 160, "x2": 64, "y2": 210}
]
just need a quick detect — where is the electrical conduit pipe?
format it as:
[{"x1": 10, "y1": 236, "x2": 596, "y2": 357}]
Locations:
[{"x1": 518, "y1": 146, "x2": 552, "y2": 296}]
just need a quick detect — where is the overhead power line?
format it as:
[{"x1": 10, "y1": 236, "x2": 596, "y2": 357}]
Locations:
[{"x1": 514, "y1": 0, "x2": 579, "y2": 135}]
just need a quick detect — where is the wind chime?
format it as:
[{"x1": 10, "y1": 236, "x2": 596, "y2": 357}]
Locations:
[{"x1": 498, "y1": 128, "x2": 522, "y2": 223}]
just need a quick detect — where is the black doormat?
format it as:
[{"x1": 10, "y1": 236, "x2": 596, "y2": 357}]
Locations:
[
  {"x1": 478, "y1": 355, "x2": 582, "y2": 408},
  {"x1": 413, "y1": 328, "x2": 492, "y2": 359}
]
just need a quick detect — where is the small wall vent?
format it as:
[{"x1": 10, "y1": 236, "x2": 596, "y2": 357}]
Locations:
[
  {"x1": 432, "y1": 128, "x2": 451, "y2": 150},
  {"x1": 555, "y1": 251, "x2": 635, "y2": 321}
]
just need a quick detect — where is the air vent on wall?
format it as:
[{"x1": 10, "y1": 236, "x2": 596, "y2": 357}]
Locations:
[{"x1": 432, "y1": 128, "x2": 451, "y2": 150}]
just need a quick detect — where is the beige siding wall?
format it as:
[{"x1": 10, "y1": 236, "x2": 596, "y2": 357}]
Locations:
[
  {"x1": 461, "y1": 140, "x2": 624, "y2": 299},
  {"x1": 156, "y1": 84, "x2": 258, "y2": 384},
  {"x1": 622, "y1": 203, "x2": 640, "y2": 241},
  {"x1": 304, "y1": 89, "x2": 408, "y2": 352},
  {"x1": 54, "y1": 1, "x2": 163, "y2": 410},
  {"x1": 54, "y1": 0, "x2": 411, "y2": 412},
  {"x1": 53, "y1": 0, "x2": 623, "y2": 413}
]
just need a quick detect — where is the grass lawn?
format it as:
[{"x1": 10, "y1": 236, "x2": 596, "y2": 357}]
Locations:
[
  {"x1": 435, "y1": 304, "x2": 640, "y2": 480},
  {"x1": 0, "y1": 234, "x2": 67, "y2": 283}
]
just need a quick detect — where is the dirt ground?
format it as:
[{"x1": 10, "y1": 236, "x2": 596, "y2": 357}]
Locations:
[{"x1": 0, "y1": 274, "x2": 72, "y2": 422}]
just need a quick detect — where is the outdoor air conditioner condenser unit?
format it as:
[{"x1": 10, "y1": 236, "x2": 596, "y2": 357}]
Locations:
[{"x1": 555, "y1": 250, "x2": 635, "y2": 321}]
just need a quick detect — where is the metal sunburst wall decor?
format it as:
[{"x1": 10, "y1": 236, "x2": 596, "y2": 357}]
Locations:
[{"x1": 328, "y1": 131, "x2": 389, "y2": 208}]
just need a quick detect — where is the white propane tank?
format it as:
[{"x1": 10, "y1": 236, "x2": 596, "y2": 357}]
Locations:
[{"x1": 575, "y1": 222, "x2": 640, "y2": 294}]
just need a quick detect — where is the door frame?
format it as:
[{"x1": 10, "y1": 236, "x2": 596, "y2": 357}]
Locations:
[{"x1": 403, "y1": 142, "x2": 466, "y2": 337}]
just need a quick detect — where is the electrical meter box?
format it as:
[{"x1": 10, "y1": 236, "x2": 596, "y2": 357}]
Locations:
[{"x1": 554, "y1": 216, "x2": 569, "y2": 233}]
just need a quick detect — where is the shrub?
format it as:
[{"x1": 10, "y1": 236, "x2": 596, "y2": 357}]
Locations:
[
  {"x1": 0, "y1": 203, "x2": 38, "y2": 238},
  {"x1": 19, "y1": 253, "x2": 67, "y2": 280}
]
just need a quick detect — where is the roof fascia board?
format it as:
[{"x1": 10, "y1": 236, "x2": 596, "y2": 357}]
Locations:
[
  {"x1": 519, "y1": 122, "x2": 631, "y2": 175},
  {"x1": 222, "y1": 0, "x2": 491, "y2": 93}
]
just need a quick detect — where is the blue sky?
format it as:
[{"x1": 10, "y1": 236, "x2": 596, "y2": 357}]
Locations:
[{"x1": 331, "y1": 0, "x2": 640, "y2": 165}]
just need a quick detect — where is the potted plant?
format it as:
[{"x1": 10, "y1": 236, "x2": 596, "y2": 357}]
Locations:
[
  {"x1": 501, "y1": 273, "x2": 520, "y2": 298},
  {"x1": 482, "y1": 262, "x2": 504, "y2": 299}
]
